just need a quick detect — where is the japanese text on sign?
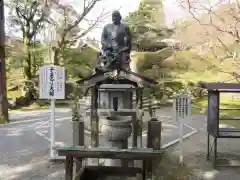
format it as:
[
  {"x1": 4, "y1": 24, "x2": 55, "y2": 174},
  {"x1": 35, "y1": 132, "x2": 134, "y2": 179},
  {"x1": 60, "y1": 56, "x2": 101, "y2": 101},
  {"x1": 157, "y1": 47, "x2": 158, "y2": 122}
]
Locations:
[
  {"x1": 174, "y1": 94, "x2": 191, "y2": 121},
  {"x1": 39, "y1": 65, "x2": 65, "y2": 99}
]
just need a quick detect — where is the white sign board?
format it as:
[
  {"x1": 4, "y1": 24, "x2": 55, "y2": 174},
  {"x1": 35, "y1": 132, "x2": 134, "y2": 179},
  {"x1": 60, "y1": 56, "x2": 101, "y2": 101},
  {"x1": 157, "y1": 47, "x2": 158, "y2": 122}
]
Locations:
[
  {"x1": 173, "y1": 93, "x2": 192, "y2": 166},
  {"x1": 39, "y1": 65, "x2": 65, "y2": 99}
]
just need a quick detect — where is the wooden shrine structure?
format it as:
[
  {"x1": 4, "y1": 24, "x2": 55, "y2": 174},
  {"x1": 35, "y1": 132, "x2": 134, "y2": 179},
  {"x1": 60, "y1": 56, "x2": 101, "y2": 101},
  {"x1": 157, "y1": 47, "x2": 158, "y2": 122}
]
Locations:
[
  {"x1": 201, "y1": 83, "x2": 240, "y2": 168},
  {"x1": 55, "y1": 68, "x2": 163, "y2": 180}
]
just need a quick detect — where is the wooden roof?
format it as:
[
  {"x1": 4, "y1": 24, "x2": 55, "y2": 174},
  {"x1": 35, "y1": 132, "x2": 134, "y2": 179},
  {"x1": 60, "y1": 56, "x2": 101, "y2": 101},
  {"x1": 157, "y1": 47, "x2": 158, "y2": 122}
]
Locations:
[
  {"x1": 200, "y1": 83, "x2": 240, "y2": 92},
  {"x1": 76, "y1": 68, "x2": 157, "y2": 88}
]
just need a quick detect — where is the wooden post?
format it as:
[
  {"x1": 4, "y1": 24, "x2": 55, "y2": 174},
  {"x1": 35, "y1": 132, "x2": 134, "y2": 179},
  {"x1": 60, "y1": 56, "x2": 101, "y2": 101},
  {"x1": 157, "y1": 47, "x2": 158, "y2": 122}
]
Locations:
[
  {"x1": 147, "y1": 118, "x2": 161, "y2": 149},
  {"x1": 142, "y1": 160, "x2": 146, "y2": 180},
  {"x1": 132, "y1": 113, "x2": 138, "y2": 148},
  {"x1": 147, "y1": 118, "x2": 162, "y2": 176},
  {"x1": 73, "y1": 120, "x2": 84, "y2": 175},
  {"x1": 90, "y1": 85, "x2": 99, "y2": 165},
  {"x1": 0, "y1": 0, "x2": 9, "y2": 123},
  {"x1": 137, "y1": 88, "x2": 143, "y2": 148},
  {"x1": 91, "y1": 85, "x2": 99, "y2": 147},
  {"x1": 65, "y1": 156, "x2": 73, "y2": 180}
]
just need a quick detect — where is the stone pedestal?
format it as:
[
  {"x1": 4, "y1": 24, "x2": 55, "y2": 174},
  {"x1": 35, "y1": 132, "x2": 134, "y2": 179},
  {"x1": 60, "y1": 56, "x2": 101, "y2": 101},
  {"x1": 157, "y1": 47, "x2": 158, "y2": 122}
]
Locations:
[
  {"x1": 98, "y1": 84, "x2": 133, "y2": 166},
  {"x1": 101, "y1": 116, "x2": 132, "y2": 166}
]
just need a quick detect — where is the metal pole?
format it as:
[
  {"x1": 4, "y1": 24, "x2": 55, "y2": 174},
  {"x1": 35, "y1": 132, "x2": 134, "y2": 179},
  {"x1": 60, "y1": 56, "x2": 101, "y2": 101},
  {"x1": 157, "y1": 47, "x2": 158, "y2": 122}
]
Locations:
[
  {"x1": 0, "y1": 0, "x2": 9, "y2": 123},
  {"x1": 175, "y1": 94, "x2": 189, "y2": 166},
  {"x1": 50, "y1": 98, "x2": 56, "y2": 158},
  {"x1": 48, "y1": 14, "x2": 57, "y2": 160},
  {"x1": 179, "y1": 112, "x2": 184, "y2": 165}
]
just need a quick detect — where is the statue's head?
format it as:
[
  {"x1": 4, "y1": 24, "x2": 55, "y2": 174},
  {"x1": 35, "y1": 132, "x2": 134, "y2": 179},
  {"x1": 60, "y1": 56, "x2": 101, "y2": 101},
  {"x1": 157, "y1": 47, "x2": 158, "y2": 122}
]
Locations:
[{"x1": 112, "y1": 10, "x2": 122, "y2": 25}]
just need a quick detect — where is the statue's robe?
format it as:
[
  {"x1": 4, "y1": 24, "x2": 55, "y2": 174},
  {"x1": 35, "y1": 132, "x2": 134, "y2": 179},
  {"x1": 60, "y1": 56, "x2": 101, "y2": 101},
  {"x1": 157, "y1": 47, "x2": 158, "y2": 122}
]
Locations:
[
  {"x1": 100, "y1": 23, "x2": 132, "y2": 70},
  {"x1": 101, "y1": 23, "x2": 131, "y2": 53}
]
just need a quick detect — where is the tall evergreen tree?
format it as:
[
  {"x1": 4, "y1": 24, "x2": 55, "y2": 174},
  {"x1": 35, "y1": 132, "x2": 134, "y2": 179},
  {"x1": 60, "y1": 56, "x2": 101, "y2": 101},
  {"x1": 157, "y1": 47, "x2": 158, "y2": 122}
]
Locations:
[
  {"x1": 125, "y1": 0, "x2": 172, "y2": 51},
  {"x1": 125, "y1": 1, "x2": 183, "y2": 99},
  {"x1": 142, "y1": 0, "x2": 165, "y2": 26}
]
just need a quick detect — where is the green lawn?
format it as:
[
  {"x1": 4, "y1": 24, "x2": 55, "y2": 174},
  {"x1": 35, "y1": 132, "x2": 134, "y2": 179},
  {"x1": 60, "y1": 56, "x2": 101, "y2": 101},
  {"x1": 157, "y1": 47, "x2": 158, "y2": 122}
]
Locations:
[{"x1": 192, "y1": 96, "x2": 240, "y2": 128}]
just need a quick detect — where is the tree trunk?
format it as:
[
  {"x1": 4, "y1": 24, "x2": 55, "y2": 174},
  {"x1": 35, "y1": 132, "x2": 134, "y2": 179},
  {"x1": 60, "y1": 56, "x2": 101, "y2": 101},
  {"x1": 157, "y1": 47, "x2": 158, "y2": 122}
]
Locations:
[
  {"x1": 32, "y1": 54, "x2": 36, "y2": 77},
  {"x1": 23, "y1": 27, "x2": 32, "y2": 80},
  {"x1": 32, "y1": 38, "x2": 37, "y2": 77},
  {"x1": 24, "y1": 50, "x2": 32, "y2": 80},
  {"x1": 54, "y1": 48, "x2": 60, "y2": 65},
  {"x1": 22, "y1": 32, "x2": 35, "y2": 101},
  {"x1": 0, "y1": 1, "x2": 9, "y2": 122}
]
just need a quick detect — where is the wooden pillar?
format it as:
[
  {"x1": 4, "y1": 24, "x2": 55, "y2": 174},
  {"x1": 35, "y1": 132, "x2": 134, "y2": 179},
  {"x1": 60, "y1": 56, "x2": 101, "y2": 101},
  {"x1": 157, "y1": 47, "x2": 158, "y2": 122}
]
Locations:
[
  {"x1": 207, "y1": 133, "x2": 210, "y2": 160},
  {"x1": 213, "y1": 137, "x2": 217, "y2": 168},
  {"x1": 147, "y1": 118, "x2": 161, "y2": 149},
  {"x1": 65, "y1": 156, "x2": 73, "y2": 180},
  {"x1": 0, "y1": 0, "x2": 9, "y2": 123},
  {"x1": 207, "y1": 90, "x2": 219, "y2": 168},
  {"x1": 132, "y1": 112, "x2": 138, "y2": 148},
  {"x1": 207, "y1": 90, "x2": 220, "y2": 138},
  {"x1": 137, "y1": 88, "x2": 143, "y2": 148},
  {"x1": 91, "y1": 85, "x2": 99, "y2": 147},
  {"x1": 142, "y1": 160, "x2": 146, "y2": 180},
  {"x1": 147, "y1": 118, "x2": 162, "y2": 176},
  {"x1": 73, "y1": 120, "x2": 84, "y2": 175},
  {"x1": 90, "y1": 85, "x2": 99, "y2": 165}
]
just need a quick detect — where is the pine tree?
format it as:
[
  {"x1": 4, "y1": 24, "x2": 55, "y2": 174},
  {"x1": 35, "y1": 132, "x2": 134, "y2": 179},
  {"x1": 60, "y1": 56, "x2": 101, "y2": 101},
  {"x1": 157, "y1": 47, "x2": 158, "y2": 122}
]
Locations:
[
  {"x1": 142, "y1": 0, "x2": 165, "y2": 26},
  {"x1": 125, "y1": 0, "x2": 172, "y2": 51}
]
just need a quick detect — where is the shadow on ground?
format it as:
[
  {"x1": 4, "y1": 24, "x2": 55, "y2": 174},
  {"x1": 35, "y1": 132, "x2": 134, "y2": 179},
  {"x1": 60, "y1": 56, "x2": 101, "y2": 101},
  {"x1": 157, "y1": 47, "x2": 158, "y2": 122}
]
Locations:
[{"x1": 0, "y1": 128, "x2": 64, "y2": 180}]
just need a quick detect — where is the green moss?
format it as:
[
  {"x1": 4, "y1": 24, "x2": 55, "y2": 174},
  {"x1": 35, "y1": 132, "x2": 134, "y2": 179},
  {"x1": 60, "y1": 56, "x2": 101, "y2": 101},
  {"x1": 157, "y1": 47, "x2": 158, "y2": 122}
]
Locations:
[{"x1": 0, "y1": 117, "x2": 8, "y2": 124}]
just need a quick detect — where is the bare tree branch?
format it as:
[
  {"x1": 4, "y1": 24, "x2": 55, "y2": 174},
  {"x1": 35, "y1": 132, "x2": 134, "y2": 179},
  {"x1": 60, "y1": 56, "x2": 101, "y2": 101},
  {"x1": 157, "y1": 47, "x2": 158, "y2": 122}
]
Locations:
[
  {"x1": 66, "y1": 0, "x2": 99, "y2": 32},
  {"x1": 177, "y1": 0, "x2": 240, "y2": 81},
  {"x1": 74, "y1": 10, "x2": 110, "y2": 40},
  {"x1": 48, "y1": 0, "x2": 109, "y2": 64}
]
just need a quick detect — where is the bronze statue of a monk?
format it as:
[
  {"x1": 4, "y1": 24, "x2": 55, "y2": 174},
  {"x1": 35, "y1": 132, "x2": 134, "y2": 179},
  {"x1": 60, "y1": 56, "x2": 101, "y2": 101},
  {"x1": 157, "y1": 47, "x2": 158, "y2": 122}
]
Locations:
[{"x1": 96, "y1": 10, "x2": 132, "y2": 72}]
